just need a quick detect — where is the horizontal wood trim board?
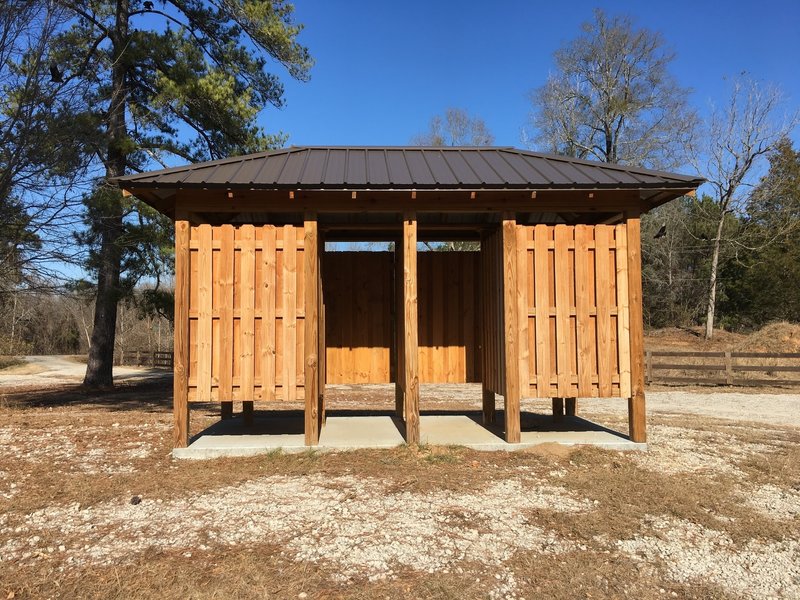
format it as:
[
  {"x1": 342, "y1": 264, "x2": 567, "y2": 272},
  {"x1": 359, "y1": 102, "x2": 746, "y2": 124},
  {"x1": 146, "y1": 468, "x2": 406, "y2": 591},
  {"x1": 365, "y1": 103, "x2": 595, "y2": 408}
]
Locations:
[
  {"x1": 731, "y1": 352, "x2": 800, "y2": 359},
  {"x1": 527, "y1": 309, "x2": 619, "y2": 317},
  {"x1": 733, "y1": 365, "x2": 800, "y2": 373},
  {"x1": 651, "y1": 376, "x2": 799, "y2": 387},
  {"x1": 189, "y1": 240, "x2": 304, "y2": 250},
  {"x1": 650, "y1": 350, "x2": 728, "y2": 357},
  {"x1": 188, "y1": 311, "x2": 306, "y2": 319},
  {"x1": 651, "y1": 363, "x2": 728, "y2": 371}
]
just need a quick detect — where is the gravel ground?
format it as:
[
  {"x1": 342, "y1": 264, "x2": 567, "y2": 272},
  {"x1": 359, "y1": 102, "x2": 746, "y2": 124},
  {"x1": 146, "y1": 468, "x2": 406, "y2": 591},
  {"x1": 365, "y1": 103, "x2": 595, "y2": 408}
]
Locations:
[{"x1": 1, "y1": 384, "x2": 799, "y2": 599}]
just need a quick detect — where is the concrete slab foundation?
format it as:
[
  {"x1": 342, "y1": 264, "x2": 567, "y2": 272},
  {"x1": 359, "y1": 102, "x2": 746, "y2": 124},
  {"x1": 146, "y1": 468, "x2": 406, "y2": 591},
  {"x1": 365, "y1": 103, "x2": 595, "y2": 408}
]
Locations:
[{"x1": 174, "y1": 412, "x2": 645, "y2": 459}]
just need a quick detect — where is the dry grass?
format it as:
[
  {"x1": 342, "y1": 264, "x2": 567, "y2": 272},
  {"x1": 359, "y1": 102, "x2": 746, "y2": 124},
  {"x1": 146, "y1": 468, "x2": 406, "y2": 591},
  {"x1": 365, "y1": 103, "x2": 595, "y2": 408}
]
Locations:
[
  {"x1": 1, "y1": 380, "x2": 799, "y2": 599},
  {"x1": 0, "y1": 357, "x2": 37, "y2": 374}
]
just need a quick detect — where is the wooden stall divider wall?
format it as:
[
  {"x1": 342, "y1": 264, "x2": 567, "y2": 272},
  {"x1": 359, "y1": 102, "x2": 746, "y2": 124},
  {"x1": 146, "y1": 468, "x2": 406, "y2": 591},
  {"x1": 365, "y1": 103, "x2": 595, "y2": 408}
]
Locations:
[
  {"x1": 186, "y1": 224, "x2": 307, "y2": 404},
  {"x1": 176, "y1": 219, "x2": 642, "y2": 447},
  {"x1": 514, "y1": 223, "x2": 633, "y2": 401},
  {"x1": 323, "y1": 252, "x2": 480, "y2": 385}
]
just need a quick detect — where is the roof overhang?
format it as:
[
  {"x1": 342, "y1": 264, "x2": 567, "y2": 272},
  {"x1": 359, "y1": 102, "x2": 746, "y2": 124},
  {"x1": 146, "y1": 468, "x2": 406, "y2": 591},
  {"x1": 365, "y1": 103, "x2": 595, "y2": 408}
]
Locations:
[{"x1": 115, "y1": 146, "x2": 703, "y2": 221}]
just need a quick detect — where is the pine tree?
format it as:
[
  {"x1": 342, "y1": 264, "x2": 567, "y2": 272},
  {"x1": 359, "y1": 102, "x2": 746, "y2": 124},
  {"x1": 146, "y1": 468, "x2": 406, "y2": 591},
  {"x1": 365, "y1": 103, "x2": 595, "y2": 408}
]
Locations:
[{"x1": 38, "y1": 0, "x2": 312, "y2": 387}]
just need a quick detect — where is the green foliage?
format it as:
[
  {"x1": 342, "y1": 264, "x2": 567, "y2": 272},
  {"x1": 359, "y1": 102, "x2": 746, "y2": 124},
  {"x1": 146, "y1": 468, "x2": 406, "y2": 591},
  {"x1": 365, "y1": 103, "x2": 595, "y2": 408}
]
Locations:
[
  {"x1": 17, "y1": 0, "x2": 314, "y2": 382},
  {"x1": 717, "y1": 138, "x2": 800, "y2": 329},
  {"x1": 73, "y1": 185, "x2": 174, "y2": 301},
  {"x1": 642, "y1": 139, "x2": 800, "y2": 332},
  {"x1": 0, "y1": 194, "x2": 40, "y2": 289}
]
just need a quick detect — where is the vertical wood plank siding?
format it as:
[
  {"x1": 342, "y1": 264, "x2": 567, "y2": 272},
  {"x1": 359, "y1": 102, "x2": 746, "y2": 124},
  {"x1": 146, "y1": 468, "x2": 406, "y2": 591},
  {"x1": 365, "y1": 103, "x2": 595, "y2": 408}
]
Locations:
[
  {"x1": 515, "y1": 223, "x2": 633, "y2": 398},
  {"x1": 186, "y1": 224, "x2": 306, "y2": 402}
]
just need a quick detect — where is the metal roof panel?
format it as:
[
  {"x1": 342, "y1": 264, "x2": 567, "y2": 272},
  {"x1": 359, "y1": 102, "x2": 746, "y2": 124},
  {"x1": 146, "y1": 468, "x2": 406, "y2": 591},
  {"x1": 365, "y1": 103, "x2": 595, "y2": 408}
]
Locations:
[
  {"x1": 366, "y1": 149, "x2": 390, "y2": 185},
  {"x1": 114, "y1": 146, "x2": 704, "y2": 191}
]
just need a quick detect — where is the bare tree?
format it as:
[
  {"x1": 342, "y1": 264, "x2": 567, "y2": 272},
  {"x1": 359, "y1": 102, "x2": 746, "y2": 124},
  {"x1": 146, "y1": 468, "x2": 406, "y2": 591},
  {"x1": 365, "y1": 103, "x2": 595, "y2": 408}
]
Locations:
[
  {"x1": 526, "y1": 9, "x2": 696, "y2": 169},
  {"x1": 0, "y1": 0, "x2": 92, "y2": 293},
  {"x1": 691, "y1": 76, "x2": 798, "y2": 338},
  {"x1": 412, "y1": 108, "x2": 494, "y2": 147}
]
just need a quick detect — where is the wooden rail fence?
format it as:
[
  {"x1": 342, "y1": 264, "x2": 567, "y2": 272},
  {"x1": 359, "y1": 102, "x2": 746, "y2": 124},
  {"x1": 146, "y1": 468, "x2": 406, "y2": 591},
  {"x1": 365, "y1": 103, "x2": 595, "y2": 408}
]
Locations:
[
  {"x1": 646, "y1": 350, "x2": 800, "y2": 387},
  {"x1": 123, "y1": 348, "x2": 800, "y2": 388},
  {"x1": 117, "y1": 350, "x2": 174, "y2": 369}
]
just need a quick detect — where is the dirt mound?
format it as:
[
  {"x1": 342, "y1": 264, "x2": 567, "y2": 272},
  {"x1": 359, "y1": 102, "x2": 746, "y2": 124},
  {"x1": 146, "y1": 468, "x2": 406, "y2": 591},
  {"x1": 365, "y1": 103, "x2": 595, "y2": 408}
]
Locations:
[
  {"x1": 645, "y1": 327, "x2": 745, "y2": 352},
  {"x1": 737, "y1": 322, "x2": 800, "y2": 353}
]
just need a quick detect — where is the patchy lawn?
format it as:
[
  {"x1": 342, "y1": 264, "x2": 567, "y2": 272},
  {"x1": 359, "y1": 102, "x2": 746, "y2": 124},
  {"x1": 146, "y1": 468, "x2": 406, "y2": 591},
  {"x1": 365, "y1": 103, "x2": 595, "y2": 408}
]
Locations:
[{"x1": 0, "y1": 381, "x2": 799, "y2": 599}]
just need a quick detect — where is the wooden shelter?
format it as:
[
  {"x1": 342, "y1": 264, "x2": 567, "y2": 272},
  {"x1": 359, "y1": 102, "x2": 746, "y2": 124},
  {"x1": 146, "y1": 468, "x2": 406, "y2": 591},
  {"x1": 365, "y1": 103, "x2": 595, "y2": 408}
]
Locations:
[{"x1": 115, "y1": 146, "x2": 702, "y2": 448}]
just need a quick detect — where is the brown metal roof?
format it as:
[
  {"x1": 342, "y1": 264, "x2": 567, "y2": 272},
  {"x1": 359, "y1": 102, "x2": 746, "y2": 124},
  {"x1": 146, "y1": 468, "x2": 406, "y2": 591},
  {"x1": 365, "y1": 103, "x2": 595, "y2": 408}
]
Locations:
[{"x1": 114, "y1": 146, "x2": 704, "y2": 191}]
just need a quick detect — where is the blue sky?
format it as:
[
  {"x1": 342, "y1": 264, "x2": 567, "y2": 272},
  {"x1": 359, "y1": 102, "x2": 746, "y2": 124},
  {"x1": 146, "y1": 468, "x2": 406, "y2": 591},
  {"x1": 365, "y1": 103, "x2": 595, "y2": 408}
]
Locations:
[{"x1": 266, "y1": 0, "x2": 800, "y2": 150}]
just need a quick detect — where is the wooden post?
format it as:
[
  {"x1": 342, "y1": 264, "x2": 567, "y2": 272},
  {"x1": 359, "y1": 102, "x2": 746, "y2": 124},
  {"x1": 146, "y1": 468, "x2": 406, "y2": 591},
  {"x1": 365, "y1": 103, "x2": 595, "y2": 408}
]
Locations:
[
  {"x1": 173, "y1": 217, "x2": 191, "y2": 448},
  {"x1": 242, "y1": 401, "x2": 254, "y2": 426},
  {"x1": 403, "y1": 212, "x2": 420, "y2": 444},
  {"x1": 318, "y1": 231, "x2": 326, "y2": 428},
  {"x1": 482, "y1": 388, "x2": 495, "y2": 424},
  {"x1": 219, "y1": 224, "x2": 235, "y2": 422},
  {"x1": 725, "y1": 351, "x2": 733, "y2": 386},
  {"x1": 552, "y1": 397, "x2": 564, "y2": 422},
  {"x1": 626, "y1": 212, "x2": 647, "y2": 443},
  {"x1": 501, "y1": 215, "x2": 521, "y2": 443},
  {"x1": 565, "y1": 397, "x2": 577, "y2": 416},
  {"x1": 304, "y1": 213, "x2": 320, "y2": 446},
  {"x1": 394, "y1": 240, "x2": 405, "y2": 419},
  {"x1": 480, "y1": 231, "x2": 495, "y2": 425}
]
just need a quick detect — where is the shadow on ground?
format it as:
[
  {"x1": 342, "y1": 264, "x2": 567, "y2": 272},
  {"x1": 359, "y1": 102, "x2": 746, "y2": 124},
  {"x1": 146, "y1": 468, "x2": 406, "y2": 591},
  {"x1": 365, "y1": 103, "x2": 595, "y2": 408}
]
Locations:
[{"x1": 0, "y1": 377, "x2": 174, "y2": 412}]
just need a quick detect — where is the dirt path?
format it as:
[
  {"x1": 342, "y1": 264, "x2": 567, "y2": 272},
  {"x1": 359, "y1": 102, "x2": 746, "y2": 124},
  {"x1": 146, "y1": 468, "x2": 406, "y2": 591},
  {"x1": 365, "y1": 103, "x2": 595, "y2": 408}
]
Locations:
[
  {"x1": 646, "y1": 391, "x2": 800, "y2": 426},
  {"x1": 0, "y1": 355, "x2": 170, "y2": 390}
]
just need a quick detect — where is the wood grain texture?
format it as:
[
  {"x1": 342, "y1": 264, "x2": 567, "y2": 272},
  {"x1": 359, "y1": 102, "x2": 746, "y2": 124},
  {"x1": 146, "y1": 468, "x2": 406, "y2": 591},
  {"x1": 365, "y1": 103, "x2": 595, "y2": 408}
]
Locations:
[
  {"x1": 304, "y1": 215, "x2": 320, "y2": 445},
  {"x1": 239, "y1": 225, "x2": 256, "y2": 400},
  {"x1": 516, "y1": 225, "x2": 530, "y2": 396},
  {"x1": 533, "y1": 225, "x2": 551, "y2": 397},
  {"x1": 594, "y1": 225, "x2": 613, "y2": 396},
  {"x1": 554, "y1": 225, "x2": 571, "y2": 395},
  {"x1": 261, "y1": 226, "x2": 277, "y2": 400},
  {"x1": 218, "y1": 225, "x2": 235, "y2": 400},
  {"x1": 196, "y1": 224, "x2": 213, "y2": 401},
  {"x1": 615, "y1": 224, "x2": 632, "y2": 398},
  {"x1": 403, "y1": 213, "x2": 419, "y2": 444},
  {"x1": 502, "y1": 216, "x2": 521, "y2": 443},
  {"x1": 626, "y1": 214, "x2": 647, "y2": 443},
  {"x1": 395, "y1": 242, "x2": 405, "y2": 418},
  {"x1": 173, "y1": 219, "x2": 191, "y2": 448},
  {"x1": 574, "y1": 226, "x2": 593, "y2": 396},
  {"x1": 283, "y1": 225, "x2": 297, "y2": 402}
]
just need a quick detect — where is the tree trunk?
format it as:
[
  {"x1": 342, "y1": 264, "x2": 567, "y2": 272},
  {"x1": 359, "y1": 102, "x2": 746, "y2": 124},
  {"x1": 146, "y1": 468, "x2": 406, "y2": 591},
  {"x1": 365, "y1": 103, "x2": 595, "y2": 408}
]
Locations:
[
  {"x1": 84, "y1": 218, "x2": 123, "y2": 386},
  {"x1": 83, "y1": 0, "x2": 129, "y2": 388},
  {"x1": 704, "y1": 214, "x2": 726, "y2": 339}
]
